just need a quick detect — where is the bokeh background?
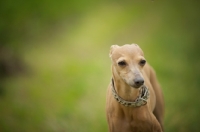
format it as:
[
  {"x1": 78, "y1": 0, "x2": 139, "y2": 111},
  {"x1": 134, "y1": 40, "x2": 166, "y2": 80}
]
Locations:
[{"x1": 1, "y1": 0, "x2": 200, "y2": 132}]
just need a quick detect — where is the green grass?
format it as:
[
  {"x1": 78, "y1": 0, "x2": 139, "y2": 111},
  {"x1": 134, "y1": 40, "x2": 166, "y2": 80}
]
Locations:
[{"x1": 1, "y1": 1, "x2": 200, "y2": 132}]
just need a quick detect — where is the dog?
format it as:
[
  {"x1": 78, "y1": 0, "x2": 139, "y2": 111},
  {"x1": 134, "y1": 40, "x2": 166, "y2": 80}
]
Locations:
[{"x1": 106, "y1": 44, "x2": 164, "y2": 132}]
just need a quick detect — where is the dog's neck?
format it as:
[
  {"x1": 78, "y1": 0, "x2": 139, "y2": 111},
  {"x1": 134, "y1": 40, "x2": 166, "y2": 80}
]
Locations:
[{"x1": 112, "y1": 69, "x2": 140, "y2": 102}]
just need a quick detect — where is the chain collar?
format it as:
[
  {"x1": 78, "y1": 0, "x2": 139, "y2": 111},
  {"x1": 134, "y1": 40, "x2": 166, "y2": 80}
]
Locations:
[{"x1": 111, "y1": 79, "x2": 150, "y2": 107}]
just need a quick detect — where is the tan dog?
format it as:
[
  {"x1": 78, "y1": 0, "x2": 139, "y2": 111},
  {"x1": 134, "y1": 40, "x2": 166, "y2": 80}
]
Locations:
[{"x1": 106, "y1": 44, "x2": 164, "y2": 132}]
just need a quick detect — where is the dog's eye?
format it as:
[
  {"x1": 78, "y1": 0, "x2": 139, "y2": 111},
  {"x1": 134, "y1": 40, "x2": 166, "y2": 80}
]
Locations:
[
  {"x1": 139, "y1": 60, "x2": 146, "y2": 66},
  {"x1": 118, "y1": 61, "x2": 126, "y2": 66}
]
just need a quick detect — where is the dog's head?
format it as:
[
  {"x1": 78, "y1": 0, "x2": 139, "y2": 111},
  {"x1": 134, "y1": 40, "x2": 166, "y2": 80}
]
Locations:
[{"x1": 109, "y1": 44, "x2": 146, "y2": 88}]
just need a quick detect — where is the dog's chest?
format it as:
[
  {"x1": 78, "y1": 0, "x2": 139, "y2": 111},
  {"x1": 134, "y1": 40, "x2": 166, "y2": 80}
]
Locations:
[
  {"x1": 111, "y1": 110, "x2": 162, "y2": 132},
  {"x1": 113, "y1": 119, "x2": 160, "y2": 132},
  {"x1": 129, "y1": 119, "x2": 161, "y2": 132}
]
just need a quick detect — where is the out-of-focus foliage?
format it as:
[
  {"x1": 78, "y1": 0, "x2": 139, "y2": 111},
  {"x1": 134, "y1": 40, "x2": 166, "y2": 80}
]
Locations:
[
  {"x1": 1, "y1": 0, "x2": 200, "y2": 132},
  {"x1": 0, "y1": 0, "x2": 102, "y2": 47}
]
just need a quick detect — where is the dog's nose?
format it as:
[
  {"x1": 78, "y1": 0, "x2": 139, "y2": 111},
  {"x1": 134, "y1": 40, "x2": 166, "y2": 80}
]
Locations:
[{"x1": 134, "y1": 78, "x2": 144, "y2": 87}]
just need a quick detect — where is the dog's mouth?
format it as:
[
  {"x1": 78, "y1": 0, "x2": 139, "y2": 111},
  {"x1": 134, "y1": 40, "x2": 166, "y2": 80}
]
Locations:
[
  {"x1": 130, "y1": 82, "x2": 144, "y2": 89},
  {"x1": 126, "y1": 82, "x2": 143, "y2": 89},
  {"x1": 124, "y1": 77, "x2": 144, "y2": 89},
  {"x1": 131, "y1": 85, "x2": 141, "y2": 89}
]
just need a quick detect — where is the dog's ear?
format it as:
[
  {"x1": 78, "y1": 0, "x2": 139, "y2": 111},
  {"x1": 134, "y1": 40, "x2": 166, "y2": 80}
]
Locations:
[
  {"x1": 109, "y1": 45, "x2": 119, "y2": 58},
  {"x1": 133, "y1": 43, "x2": 138, "y2": 46},
  {"x1": 132, "y1": 43, "x2": 144, "y2": 56}
]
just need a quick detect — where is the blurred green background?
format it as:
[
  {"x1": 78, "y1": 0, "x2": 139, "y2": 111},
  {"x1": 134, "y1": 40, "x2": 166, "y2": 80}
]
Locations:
[{"x1": 0, "y1": 0, "x2": 200, "y2": 132}]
